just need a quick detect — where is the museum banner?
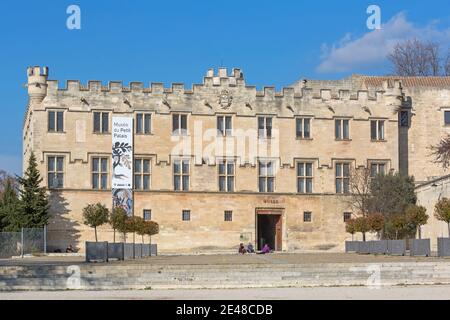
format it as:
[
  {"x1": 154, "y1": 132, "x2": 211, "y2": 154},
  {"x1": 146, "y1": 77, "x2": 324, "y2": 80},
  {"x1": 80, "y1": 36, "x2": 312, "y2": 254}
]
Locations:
[{"x1": 112, "y1": 117, "x2": 133, "y2": 216}]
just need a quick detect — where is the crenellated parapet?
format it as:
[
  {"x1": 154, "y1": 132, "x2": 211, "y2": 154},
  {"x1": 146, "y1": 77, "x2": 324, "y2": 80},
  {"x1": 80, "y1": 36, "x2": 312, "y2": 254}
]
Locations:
[{"x1": 28, "y1": 66, "x2": 404, "y2": 119}]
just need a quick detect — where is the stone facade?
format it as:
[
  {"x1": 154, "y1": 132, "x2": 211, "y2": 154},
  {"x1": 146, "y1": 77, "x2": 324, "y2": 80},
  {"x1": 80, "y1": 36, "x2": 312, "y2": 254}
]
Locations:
[
  {"x1": 23, "y1": 66, "x2": 449, "y2": 253},
  {"x1": 416, "y1": 175, "x2": 450, "y2": 250}
]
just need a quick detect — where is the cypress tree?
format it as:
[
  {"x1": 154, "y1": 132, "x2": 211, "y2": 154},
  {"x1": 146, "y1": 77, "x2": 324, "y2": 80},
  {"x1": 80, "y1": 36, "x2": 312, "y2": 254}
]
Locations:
[{"x1": 16, "y1": 152, "x2": 50, "y2": 229}]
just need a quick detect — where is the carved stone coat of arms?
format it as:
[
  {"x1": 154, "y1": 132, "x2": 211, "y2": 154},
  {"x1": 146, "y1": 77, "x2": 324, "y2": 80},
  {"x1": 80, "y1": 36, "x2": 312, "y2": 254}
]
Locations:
[{"x1": 217, "y1": 90, "x2": 233, "y2": 109}]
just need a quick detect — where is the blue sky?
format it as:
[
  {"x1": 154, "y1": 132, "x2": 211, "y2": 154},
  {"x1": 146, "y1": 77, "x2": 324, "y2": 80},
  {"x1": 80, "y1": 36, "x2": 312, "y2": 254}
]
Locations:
[{"x1": 1, "y1": 0, "x2": 450, "y2": 175}]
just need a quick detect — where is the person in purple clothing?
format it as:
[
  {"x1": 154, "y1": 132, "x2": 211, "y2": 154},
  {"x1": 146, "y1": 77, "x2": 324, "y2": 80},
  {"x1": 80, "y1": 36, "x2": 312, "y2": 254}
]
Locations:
[{"x1": 258, "y1": 244, "x2": 271, "y2": 254}]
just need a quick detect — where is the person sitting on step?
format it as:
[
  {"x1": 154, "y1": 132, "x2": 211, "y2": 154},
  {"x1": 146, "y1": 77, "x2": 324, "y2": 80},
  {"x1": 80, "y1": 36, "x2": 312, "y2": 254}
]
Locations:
[
  {"x1": 257, "y1": 243, "x2": 271, "y2": 254},
  {"x1": 246, "y1": 242, "x2": 255, "y2": 253},
  {"x1": 66, "y1": 244, "x2": 75, "y2": 253}
]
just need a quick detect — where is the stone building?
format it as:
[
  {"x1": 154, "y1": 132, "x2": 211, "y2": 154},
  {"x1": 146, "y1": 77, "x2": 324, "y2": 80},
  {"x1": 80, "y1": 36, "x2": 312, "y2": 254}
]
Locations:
[
  {"x1": 415, "y1": 175, "x2": 450, "y2": 251},
  {"x1": 22, "y1": 66, "x2": 450, "y2": 253}
]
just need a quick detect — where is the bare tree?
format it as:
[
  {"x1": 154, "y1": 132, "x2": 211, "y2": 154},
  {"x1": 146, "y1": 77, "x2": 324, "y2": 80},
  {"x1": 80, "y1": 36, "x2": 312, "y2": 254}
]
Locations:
[
  {"x1": 430, "y1": 135, "x2": 450, "y2": 169},
  {"x1": 0, "y1": 170, "x2": 17, "y2": 197},
  {"x1": 346, "y1": 167, "x2": 372, "y2": 217},
  {"x1": 445, "y1": 50, "x2": 450, "y2": 76},
  {"x1": 388, "y1": 38, "x2": 441, "y2": 76}
]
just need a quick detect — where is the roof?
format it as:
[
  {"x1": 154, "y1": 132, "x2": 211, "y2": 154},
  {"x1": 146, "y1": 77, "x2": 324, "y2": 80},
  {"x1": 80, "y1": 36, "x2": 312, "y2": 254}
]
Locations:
[
  {"x1": 415, "y1": 174, "x2": 450, "y2": 190},
  {"x1": 355, "y1": 75, "x2": 450, "y2": 89}
]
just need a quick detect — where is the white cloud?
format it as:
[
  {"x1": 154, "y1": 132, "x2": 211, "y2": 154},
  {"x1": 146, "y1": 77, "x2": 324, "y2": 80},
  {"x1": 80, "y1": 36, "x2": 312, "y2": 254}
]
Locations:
[{"x1": 316, "y1": 12, "x2": 450, "y2": 73}]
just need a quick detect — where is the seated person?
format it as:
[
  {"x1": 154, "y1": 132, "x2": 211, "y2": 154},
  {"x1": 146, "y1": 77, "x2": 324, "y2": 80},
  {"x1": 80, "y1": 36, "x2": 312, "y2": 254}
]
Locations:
[
  {"x1": 238, "y1": 243, "x2": 247, "y2": 254},
  {"x1": 258, "y1": 244, "x2": 271, "y2": 254},
  {"x1": 246, "y1": 242, "x2": 255, "y2": 253},
  {"x1": 66, "y1": 244, "x2": 75, "y2": 253}
]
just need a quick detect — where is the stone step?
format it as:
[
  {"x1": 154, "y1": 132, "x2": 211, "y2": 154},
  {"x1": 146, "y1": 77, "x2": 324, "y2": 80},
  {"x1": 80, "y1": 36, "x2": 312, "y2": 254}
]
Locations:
[
  {"x1": 3, "y1": 262, "x2": 450, "y2": 291},
  {"x1": 1, "y1": 264, "x2": 439, "y2": 274},
  {"x1": 5, "y1": 269, "x2": 450, "y2": 280}
]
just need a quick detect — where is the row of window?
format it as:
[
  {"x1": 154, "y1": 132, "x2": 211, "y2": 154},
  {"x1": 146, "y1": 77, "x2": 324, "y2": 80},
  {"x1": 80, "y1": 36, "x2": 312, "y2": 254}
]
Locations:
[
  {"x1": 47, "y1": 156, "x2": 387, "y2": 193},
  {"x1": 304, "y1": 211, "x2": 353, "y2": 222},
  {"x1": 180, "y1": 210, "x2": 232, "y2": 222},
  {"x1": 47, "y1": 111, "x2": 388, "y2": 141},
  {"x1": 144, "y1": 209, "x2": 353, "y2": 223}
]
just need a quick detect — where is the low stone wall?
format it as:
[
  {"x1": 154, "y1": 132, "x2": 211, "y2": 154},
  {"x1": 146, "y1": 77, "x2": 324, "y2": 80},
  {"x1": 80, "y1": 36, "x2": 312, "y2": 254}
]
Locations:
[{"x1": 2, "y1": 261, "x2": 450, "y2": 291}]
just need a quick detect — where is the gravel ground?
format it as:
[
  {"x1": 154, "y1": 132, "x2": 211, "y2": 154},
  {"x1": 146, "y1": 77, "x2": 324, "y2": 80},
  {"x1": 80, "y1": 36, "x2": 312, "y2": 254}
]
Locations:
[{"x1": 1, "y1": 285, "x2": 450, "y2": 300}]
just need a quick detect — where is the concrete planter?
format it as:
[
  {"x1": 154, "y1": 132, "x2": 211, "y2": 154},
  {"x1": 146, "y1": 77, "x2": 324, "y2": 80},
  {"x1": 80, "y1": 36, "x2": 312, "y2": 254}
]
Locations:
[
  {"x1": 387, "y1": 240, "x2": 406, "y2": 256},
  {"x1": 357, "y1": 241, "x2": 370, "y2": 254},
  {"x1": 142, "y1": 244, "x2": 150, "y2": 257},
  {"x1": 134, "y1": 244, "x2": 143, "y2": 259},
  {"x1": 124, "y1": 243, "x2": 134, "y2": 260},
  {"x1": 345, "y1": 241, "x2": 360, "y2": 253},
  {"x1": 150, "y1": 244, "x2": 158, "y2": 256},
  {"x1": 409, "y1": 239, "x2": 431, "y2": 257},
  {"x1": 438, "y1": 238, "x2": 450, "y2": 257},
  {"x1": 108, "y1": 243, "x2": 124, "y2": 260},
  {"x1": 369, "y1": 240, "x2": 388, "y2": 255},
  {"x1": 85, "y1": 241, "x2": 108, "y2": 262}
]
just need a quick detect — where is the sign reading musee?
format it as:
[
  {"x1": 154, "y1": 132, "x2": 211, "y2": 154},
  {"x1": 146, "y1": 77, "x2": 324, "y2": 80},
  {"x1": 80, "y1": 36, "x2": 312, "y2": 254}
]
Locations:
[{"x1": 112, "y1": 117, "x2": 133, "y2": 189}]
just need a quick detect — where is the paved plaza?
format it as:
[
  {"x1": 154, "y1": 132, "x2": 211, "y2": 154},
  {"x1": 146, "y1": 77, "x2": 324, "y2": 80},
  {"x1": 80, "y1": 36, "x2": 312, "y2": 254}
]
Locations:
[
  {"x1": 1, "y1": 252, "x2": 448, "y2": 267},
  {"x1": 1, "y1": 285, "x2": 450, "y2": 300}
]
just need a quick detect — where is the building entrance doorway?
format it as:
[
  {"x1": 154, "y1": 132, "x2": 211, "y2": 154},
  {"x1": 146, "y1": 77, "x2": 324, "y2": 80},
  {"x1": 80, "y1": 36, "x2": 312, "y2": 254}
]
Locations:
[{"x1": 256, "y1": 211, "x2": 282, "y2": 251}]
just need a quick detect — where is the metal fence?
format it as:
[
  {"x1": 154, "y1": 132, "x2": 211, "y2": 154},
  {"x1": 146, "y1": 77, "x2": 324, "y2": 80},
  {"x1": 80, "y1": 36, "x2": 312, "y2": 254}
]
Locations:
[{"x1": 0, "y1": 227, "x2": 46, "y2": 258}]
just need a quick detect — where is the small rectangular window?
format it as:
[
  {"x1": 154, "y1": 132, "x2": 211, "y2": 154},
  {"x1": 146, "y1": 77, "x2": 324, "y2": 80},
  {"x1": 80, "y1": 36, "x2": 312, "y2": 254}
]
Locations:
[
  {"x1": 173, "y1": 114, "x2": 188, "y2": 135},
  {"x1": 94, "y1": 112, "x2": 101, "y2": 132},
  {"x1": 224, "y1": 211, "x2": 233, "y2": 222},
  {"x1": 102, "y1": 113, "x2": 109, "y2": 132},
  {"x1": 143, "y1": 210, "x2": 152, "y2": 221},
  {"x1": 296, "y1": 118, "x2": 311, "y2": 139},
  {"x1": 136, "y1": 114, "x2": 143, "y2": 133},
  {"x1": 134, "y1": 159, "x2": 151, "y2": 190},
  {"x1": 48, "y1": 111, "x2": 55, "y2": 131},
  {"x1": 217, "y1": 116, "x2": 232, "y2": 136},
  {"x1": 218, "y1": 160, "x2": 235, "y2": 192},
  {"x1": 93, "y1": 112, "x2": 109, "y2": 133},
  {"x1": 336, "y1": 162, "x2": 350, "y2": 194},
  {"x1": 144, "y1": 114, "x2": 151, "y2": 134},
  {"x1": 48, "y1": 156, "x2": 64, "y2": 188},
  {"x1": 259, "y1": 161, "x2": 275, "y2": 192},
  {"x1": 445, "y1": 111, "x2": 450, "y2": 125},
  {"x1": 370, "y1": 163, "x2": 386, "y2": 177},
  {"x1": 343, "y1": 212, "x2": 352, "y2": 222},
  {"x1": 136, "y1": 113, "x2": 151, "y2": 134},
  {"x1": 297, "y1": 162, "x2": 313, "y2": 193},
  {"x1": 371, "y1": 120, "x2": 385, "y2": 141},
  {"x1": 258, "y1": 117, "x2": 273, "y2": 138},
  {"x1": 174, "y1": 160, "x2": 189, "y2": 191},
  {"x1": 48, "y1": 111, "x2": 64, "y2": 132},
  {"x1": 343, "y1": 120, "x2": 349, "y2": 139},
  {"x1": 335, "y1": 119, "x2": 350, "y2": 140},
  {"x1": 182, "y1": 210, "x2": 191, "y2": 221},
  {"x1": 57, "y1": 111, "x2": 64, "y2": 132},
  {"x1": 92, "y1": 157, "x2": 108, "y2": 190},
  {"x1": 303, "y1": 211, "x2": 312, "y2": 222}
]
